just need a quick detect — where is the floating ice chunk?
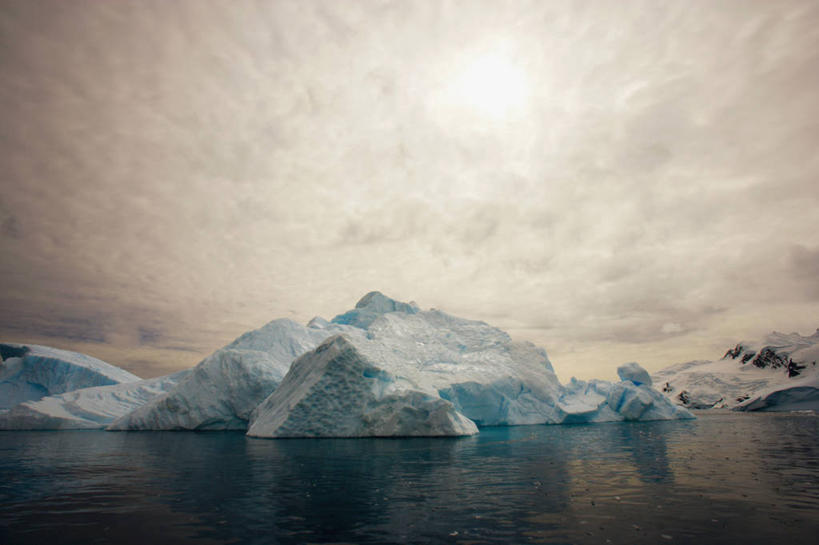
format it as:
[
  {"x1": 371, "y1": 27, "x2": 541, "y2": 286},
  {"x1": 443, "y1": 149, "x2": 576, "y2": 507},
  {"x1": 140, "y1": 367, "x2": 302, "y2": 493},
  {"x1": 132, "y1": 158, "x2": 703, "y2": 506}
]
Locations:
[
  {"x1": 617, "y1": 362, "x2": 652, "y2": 387},
  {"x1": 559, "y1": 376, "x2": 694, "y2": 423},
  {"x1": 331, "y1": 291, "x2": 419, "y2": 329}
]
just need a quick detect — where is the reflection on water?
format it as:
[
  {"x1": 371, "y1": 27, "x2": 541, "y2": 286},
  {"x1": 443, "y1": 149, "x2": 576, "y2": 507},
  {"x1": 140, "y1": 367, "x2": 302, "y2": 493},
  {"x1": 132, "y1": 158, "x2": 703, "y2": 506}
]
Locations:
[{"x1": 0, "y1": 412, "x2": 817, "y2": 544}]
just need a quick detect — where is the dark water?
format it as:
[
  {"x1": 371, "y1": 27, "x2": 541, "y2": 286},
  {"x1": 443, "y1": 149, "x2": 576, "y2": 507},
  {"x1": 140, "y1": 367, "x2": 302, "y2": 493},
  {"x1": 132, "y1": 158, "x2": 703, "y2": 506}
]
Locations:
[{"x1": 1, "y1": 412, "x2": 817, "y2": 545}]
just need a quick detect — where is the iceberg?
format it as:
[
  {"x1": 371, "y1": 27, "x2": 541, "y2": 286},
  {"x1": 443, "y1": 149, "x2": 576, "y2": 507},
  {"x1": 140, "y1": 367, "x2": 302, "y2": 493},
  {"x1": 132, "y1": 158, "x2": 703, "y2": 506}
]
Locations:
[
  {"x1": 1, "y1": 343, "x2": 140, "y2": 409},
  {"x1": 653, "y1": 330, "x2": 819, "y2": 410},
  {"x1": 558, "y1": 369, "x2": 694, "y2": 424},
  {"x1": 109, "y1": 318, "x2": 357, "y2": 430},
  {"x1": 248, "y1": 295, "x2": 691, "y2": 438},
  {"x1": 0, "y1": 371, "x2": 188, "y2": 430},
  {"x1": 2, "y1": 292, "x2": 695, "y2": 435}
]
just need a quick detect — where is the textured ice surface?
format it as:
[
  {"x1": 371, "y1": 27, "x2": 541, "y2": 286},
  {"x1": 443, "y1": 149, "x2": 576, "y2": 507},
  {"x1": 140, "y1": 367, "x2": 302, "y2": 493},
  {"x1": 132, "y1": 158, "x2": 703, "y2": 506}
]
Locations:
[
  {"x1": 247, "y1": 335, "x2": 477, "y2": 438},
  {"x1": 249, "y1": 295, "x2": 690, "y2": 437},
  {"x1": 558, "y1": 377, "x2": 693, "y2": 423},
  {"x1": 0, "y1": 343, "x2": 140, "y2": 409},
  {"x1": 331, "y1": 291, "x2": 420, "y2": 329},
  {"x1": 110, "y1": 319, "x2": 356, "y2": 430},
  {"x1": 0, "y1": 371, "x2": 188, "y2": 429},
  {"x1": 617, "y1": 362, "x2": 652, "y2": 386},
  {"x1": 653, "y1": 330, "x2": 819, "y2": 410}
]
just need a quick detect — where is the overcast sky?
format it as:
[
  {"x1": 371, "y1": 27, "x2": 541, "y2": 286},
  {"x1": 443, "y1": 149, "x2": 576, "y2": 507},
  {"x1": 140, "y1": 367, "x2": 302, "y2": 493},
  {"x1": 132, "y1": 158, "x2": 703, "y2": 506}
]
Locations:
[{"x1": 1, "y1": 0, "x2": 817, "y2": 380}]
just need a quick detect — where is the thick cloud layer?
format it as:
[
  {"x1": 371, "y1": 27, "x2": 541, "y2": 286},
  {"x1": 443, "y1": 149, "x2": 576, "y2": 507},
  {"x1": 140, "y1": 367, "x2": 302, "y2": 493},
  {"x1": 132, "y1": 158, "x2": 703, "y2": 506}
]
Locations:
[{"x1": 1, "y1": 0, "x2": 817, "y2": 379}]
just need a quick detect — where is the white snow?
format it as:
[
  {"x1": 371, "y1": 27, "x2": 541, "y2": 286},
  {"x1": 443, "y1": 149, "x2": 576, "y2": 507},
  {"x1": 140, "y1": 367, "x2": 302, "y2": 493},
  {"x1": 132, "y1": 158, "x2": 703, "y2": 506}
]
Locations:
[
  {"x1": 734, "y1": 373, "x2": 819, "y2": 412},
  {"x1": 0, "y1": 343, "x2": 140, "y2": 409},
  {"x1": 653, "y1": 329, "x2": 819, "y2": 410}
]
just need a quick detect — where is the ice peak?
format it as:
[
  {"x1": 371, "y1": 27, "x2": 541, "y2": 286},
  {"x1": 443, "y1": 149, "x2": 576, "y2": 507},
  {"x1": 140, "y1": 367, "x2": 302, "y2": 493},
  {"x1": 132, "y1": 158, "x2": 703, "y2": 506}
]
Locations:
[
  {"x1": 354, "y1": 291, "x2": 417, "y2": 313},
  {"x1": 332, "y1": 292, "x2": 419, "y2": 329},
  {"x1": 617, "y1": 362, "x2": 652, "y2": 387}
]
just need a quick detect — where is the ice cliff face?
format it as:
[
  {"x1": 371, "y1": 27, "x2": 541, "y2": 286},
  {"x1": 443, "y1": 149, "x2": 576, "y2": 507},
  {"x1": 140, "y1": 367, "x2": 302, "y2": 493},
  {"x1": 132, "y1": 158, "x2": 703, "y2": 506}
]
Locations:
[
  {"x1": 653, "y1": 330, "x2": 819, "y2": 411},
  {"x1": 247, "y1": 335, "x2": 478, "y2": 438},
  {"x1": 0, "y1": 343, "x2": 140, "y2": 409}
]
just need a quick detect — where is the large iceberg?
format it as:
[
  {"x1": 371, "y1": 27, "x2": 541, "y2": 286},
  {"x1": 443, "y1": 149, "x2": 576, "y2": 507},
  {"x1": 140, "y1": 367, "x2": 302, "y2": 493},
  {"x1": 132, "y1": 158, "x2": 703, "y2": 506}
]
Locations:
[
  {"x1": 248, "y1": 294, "x2": 691, "y2": 437},
  {"x1": 653, "y1": 330, "x2": 819, "y2": 410},
  {"x1": 0, "y1": 343, "x2": 140, "y2": 409},
  {"x1": 2, "y1": 292, "x2": 694, "y2": 435}
]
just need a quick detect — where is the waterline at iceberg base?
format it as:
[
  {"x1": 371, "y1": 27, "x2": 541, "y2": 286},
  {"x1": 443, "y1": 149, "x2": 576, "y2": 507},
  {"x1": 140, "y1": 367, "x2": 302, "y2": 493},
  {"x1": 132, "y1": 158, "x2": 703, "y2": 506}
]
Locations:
[{"x1": 3, "y1": 292, "x2": 693, "y2": 436}]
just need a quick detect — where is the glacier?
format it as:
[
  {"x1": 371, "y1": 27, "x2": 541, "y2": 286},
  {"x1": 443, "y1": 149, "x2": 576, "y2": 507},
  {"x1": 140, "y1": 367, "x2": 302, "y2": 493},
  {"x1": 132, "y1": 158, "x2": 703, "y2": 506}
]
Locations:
[
  {"x1": 0, "y1": 343, "x2": 140, "y2": 409},
  {"x1": 2, "y1": 292, "x2": 694, "y2": 436},
  {"x1": 653, "y1": 329, "x2": 819, "y2": 410}
]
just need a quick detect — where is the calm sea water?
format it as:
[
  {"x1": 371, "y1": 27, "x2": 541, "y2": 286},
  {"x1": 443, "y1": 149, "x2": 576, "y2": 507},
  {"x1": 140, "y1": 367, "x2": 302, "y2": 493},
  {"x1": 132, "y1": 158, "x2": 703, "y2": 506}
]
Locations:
[{"x1": 0, "y1": 412, "x2": 817, "y2": 545}]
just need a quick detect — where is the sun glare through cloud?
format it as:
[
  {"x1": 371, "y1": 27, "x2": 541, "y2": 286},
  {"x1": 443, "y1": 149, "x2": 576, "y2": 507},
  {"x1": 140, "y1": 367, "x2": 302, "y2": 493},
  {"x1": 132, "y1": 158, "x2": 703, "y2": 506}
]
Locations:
[{"x1": 452, "y1": 52, "x2": 530, "y2": 118}]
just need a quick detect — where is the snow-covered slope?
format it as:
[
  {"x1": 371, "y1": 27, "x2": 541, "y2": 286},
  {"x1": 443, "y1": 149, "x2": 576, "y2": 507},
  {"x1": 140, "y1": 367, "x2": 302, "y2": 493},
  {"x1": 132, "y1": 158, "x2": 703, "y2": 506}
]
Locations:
[
  {"x1": 653, "y1": 330, "x2": 819, "y2": 410},
  {"x1": 0, "y1": 370, "x2": 188, "y2": 429},
  {"x1": 0, "y1": 343, "x2": 140, "y2": 409},
  {"x1": 109, "y1": 319, "x2": 357, "y2": 430},
  {"x1": 248, "y1": 295, "x2": 691, "y2": 438}
]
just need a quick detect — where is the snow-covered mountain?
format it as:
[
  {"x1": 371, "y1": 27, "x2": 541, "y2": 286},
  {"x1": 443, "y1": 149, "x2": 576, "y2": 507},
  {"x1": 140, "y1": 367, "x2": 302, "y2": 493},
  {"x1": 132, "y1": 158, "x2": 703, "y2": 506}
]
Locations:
[
  {"x1": 652, "y1": 330, "x2": 819, "y2": 411},
  {"x1": 0, "y1": 343, "x2": 140, "y2": 409}
]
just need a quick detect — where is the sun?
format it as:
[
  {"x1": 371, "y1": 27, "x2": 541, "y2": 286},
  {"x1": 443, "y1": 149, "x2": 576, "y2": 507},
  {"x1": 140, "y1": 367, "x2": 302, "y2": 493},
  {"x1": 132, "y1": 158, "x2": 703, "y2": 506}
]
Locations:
[{"x1": 454, "y1": 53, "x2": 529, "y2": 118}]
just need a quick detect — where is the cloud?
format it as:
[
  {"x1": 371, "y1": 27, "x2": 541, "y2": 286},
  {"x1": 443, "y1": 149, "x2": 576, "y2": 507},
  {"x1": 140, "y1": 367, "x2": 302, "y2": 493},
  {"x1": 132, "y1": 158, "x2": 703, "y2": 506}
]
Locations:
[{"x1": 0, "y1": 0, "x2": 817, "y2": 379}]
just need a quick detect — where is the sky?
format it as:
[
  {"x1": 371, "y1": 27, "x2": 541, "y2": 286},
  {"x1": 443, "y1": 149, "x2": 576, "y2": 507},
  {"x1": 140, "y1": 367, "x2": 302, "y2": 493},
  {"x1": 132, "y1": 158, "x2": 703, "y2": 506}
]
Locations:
[{"x1": 1, "y1": 0, "x2": 817, "y2": 381}]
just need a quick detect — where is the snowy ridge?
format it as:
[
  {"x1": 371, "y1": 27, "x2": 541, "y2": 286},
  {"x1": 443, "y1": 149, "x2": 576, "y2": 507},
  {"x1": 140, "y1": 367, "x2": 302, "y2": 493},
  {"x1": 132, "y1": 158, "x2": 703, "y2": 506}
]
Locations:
[
  {"x1": 0, "y1": 343, "x2": 140, "y2": 409},
  {"x1": 653, "y1": 329, "x2": 819, "y2": 410}
]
